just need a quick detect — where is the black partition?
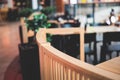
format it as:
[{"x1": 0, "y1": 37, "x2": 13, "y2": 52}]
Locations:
[
  {"x1": 51, "y1": 33, "x2": 97, "y2": 64},
  {"x1": 51, "y1": 34, "x2": 80, "y2": 58},
  {"x1": 18, "y1": 43, "x2": 40, "y2": 80}
]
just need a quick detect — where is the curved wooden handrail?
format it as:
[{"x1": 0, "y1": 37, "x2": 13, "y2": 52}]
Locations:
[{"x1": 36, "y1": 28, "x2": 120, "y2": 80}]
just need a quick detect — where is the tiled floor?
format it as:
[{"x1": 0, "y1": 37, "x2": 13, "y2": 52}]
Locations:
[{"x1": 0, "y1": 22, "x2": 20, "y2": 80}]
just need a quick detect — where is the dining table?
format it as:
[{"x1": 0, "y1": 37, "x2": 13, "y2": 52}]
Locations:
[{"x1": 86, "y1": 26, "x2": 120, "y2": 33}]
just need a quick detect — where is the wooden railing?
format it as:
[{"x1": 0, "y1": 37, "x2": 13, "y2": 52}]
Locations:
[{"x1": 36, "y1": 28, "x2": 120, "y2": 80}]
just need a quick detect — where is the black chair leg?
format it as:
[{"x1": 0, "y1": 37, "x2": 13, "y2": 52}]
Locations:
[
  {"x1": 100, "y1": 46, "x2": 107, "y2": 62},
  {"x1": 85, "y1": 54, "x2": 87, "y2": 62},
  {"x1": 117, "y1": 52, "x2": 119, "y2": 57},
  {"x1": 109, "y1": 52, "x2": 112, "y2": 59}
]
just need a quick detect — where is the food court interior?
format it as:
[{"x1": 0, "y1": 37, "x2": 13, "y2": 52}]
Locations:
[{"x1": 0, "y1": 0, "x2": 120, "y2": 80}]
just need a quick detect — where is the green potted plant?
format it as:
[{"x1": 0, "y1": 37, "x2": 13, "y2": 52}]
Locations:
[
  {"x1": 25, "y1": 13, "x2": 52, "y2": 42},
  {"x1": 19, "y1": 8, "x2": 33, "y2": 17},
  {"x1": 41, "y1": 6, "x2": 56, "y2": 15},
  {"x1": 41, "y1": 6, "x2": 56, "y2": 19},
  {"x1": 19, "y1": 12, "x2": 53, "y2": 80}
]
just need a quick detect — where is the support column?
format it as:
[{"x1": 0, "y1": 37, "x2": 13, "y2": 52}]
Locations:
[{"x1": 55, "y1": 0, "x2": 65, "y2": 13}]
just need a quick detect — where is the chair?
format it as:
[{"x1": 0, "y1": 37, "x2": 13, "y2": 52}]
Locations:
[
  {"x1": 49, "y1": 23, "x2": 58, "y2": 28},
  {"x1": 84, "y1": 33, "x2": 97, "y2": 64},
  {"x1": 100, "y1": 32, "x2": 120, "y2": 62},
  {"x1": 61, "y1": 21, "x2": 80, "y2": 28},
  {"x1": 61, "y1": 22, "x2": 73, "y2": 28}
]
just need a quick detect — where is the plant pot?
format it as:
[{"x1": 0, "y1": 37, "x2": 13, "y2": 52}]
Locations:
[{"x1": 18, "y1": 43, "x2": 40, "y2": 80}]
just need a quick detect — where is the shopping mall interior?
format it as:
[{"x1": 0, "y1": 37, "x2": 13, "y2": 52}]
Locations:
[{"x1": 0, "y1": 0, "x2": 120, "y2": 80}]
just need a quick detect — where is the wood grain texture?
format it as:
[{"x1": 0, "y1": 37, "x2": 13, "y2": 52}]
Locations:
[{"x1": 96, "y1": 56, "x2": 120, "y2": 75}]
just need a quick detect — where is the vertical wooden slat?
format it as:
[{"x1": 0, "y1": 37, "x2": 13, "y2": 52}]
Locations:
[
  {"x1": 64, "y1": 66, "x2": 67, "y2": 80},
  {"x1": 74, "y1": 72, "x2": 77, "y2": 80},
  {"x1": 51, "y1": 59, "x2": 54, "y2": 80},
  {"x1": 72, "y1": 71, "x2": 75, "y2": 80},
  {"x1": 39, "y1": 46, "x2": 44, "y2": 80},
  {"x1": 53, "y1": 60, "x2": 55, "y2": 80},
  {"x1": 46, "y1": 55, "x2": 50, "y2": 80},
  {"x1": 76, "y1": 73, "x2": 80, "y2": 80},
  {"x1": 68, "y1": 69, "x2": 71, "y2": 80},
  {"x1": 59, "y1": 64, "x2": 61, "y2": 80},
  {"x1": 66, "y1": 68, "x2": 68, "y2": 80},
  {"x1": 79, "y1": 73, "x2": 82, "y2": 80},
  {"x1": 44, "y1": 54, "x2": 47, "y2": 80},
  {"x1": 84, "y1": 74, "x2": 88, "y2": 80},
  {"x1": 57, "y1": 63, "x2": 60, "y2": 80},
  {"x1": 82, "y1": 73, "x2": 85, "y2": 80},
  {"x1": 59, "y1": 63, "x2": 62, "y2": 80},
  {"x1": 55, "y1": 61, "x2": 58, "y2": 80},
  {"x1": 50, "y1": 58, "x2": 53, "y2": 80},
  {"x1": 61, "y1": 65, "x2": 64, "y2": 80},
  {"x1": 54, "y1": 60, "x2": 56, "y2": 80}
]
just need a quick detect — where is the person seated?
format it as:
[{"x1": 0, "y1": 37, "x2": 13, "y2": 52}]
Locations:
[{"x1": 106, "y1": 9, "x2": 118, "y2": 25}]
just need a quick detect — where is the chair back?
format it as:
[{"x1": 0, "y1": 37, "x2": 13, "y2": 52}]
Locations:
[
  {"x1": 61, "y1": 22, "x2": 73, "y2": 28},
  {"x1": 84, "y1": 33, "x2": 97, "y2": 63},
  {"x1": 85, "y1": 33, "x2": 96, "y2": 43},
  {"x1": 103, "y1": 32, "x2": 120, "y2": 45},
  {"x1": 49, "y1": 23, "x2": 58, "y2": 28}
]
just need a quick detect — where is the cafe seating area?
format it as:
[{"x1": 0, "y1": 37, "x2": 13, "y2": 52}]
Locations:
[{"x1": 0, "y1": 0, "x2": 120, "y2": 80}]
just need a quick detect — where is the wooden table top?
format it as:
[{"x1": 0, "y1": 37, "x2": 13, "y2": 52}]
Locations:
[
  {"x1": 86, "y1": 26, "x2": 120, "y2": 33},
  {"x1": 96, "y1": 56, "x2": 120, "y2": 75}
]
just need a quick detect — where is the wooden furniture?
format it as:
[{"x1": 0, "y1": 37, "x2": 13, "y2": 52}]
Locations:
[
  {"x1": 96, "y1": 56, "x2": 120, "y2": 75},
  {"x1": 36, "y1": 28, "x2": 120, "y2": 80},
  {"x1": 86, "y1": 26, "x2": 120, "y2": 33}
]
